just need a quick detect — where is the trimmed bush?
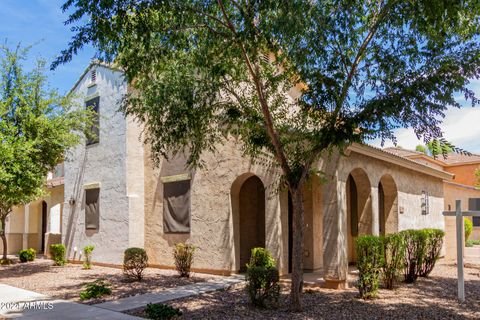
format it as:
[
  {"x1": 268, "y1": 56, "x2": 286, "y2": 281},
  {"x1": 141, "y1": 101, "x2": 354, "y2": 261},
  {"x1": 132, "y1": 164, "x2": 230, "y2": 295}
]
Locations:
[
  {"x1": 356, "y1": 235, "x2": 384, "y2": 299},
  {"x1": 419, "y1": 229, "x2": 444, "y2": 277},
  {"x1": 145, "y1": 303, "x2": 182, "y2": 320},
  {"x1": 245, "y1": 247, "x2": 280, "y2": 308},
  {"x1": 381, "y1": 234, "x2": 405, "y2": 289},
  {"x1": 83, "y1": 245, "x2": 94, "y2": 269},
  {"x1": 123, "y1": 247, "x2": 148, "y2": 281},
  {"x1": 466, "y1": 239, "x2": 480, "y2": 247},
  {"x1": 465, "y1": 218, "x2": 473, "y2": 242},
  {"x1": 173, "y1": 243, "x2": 195, "y2": 277},
  {"x1": 400, "y1": 230, "x2": 427, "y2": 283},
  {"x1": 79, "y1": 279, "x2": 112, "y2": 300},
  {"x1": 50, "y1": 244, "x2": 66, "y2": 266},
  {"x1": 19, "y1": 248, "x2": 36, "y2": 263}
]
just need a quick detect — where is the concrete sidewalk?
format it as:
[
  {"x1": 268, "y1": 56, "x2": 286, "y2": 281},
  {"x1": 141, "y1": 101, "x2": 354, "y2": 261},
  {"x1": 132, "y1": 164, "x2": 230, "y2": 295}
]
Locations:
[
  {"x1": 0, "y1": 284, "x2": 139, "y2": 319},
  {"x1": 96, "y1": 276, "x2": 244, "y2": 313}
]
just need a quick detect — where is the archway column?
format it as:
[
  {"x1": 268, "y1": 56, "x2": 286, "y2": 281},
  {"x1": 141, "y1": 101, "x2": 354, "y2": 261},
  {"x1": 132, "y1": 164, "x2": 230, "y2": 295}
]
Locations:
[
  {"x1": 322, "y1": 177, "x2": 348, "y2": 289},
  {"x1": 371, "y1": 186, "x2": 380, "y2": 236}
]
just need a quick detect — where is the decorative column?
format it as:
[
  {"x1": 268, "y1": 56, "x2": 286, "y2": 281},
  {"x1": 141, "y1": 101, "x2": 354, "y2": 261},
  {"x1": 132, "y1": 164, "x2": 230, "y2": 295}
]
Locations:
[
  {"x1": 22, "y1": 204, "x2": 30, "y2": 249},
  {"x1": 371, "y1": 186, "x2": 379, "y2": 236},
  {"x1": 322, "y1": 175, "x2": 348, "y2": 289}
]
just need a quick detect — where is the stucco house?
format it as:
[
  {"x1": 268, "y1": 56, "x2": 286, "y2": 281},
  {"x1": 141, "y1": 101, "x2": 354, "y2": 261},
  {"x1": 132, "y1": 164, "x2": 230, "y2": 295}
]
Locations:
[
  {"x1": 386, "y1": 147, "x2": 480, "y2": 245},
  {"x1": 0, "y1": 164, "x2": 64, "y2": 256},
  {"x1": 52, "y1": 62, "x2": 455, "y2": 288}
]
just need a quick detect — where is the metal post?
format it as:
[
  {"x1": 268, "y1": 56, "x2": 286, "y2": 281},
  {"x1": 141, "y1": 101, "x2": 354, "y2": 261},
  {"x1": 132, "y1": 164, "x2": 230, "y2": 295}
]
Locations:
[{"x1": 456, "y1": 200, "x2": 465, "y2": 302}]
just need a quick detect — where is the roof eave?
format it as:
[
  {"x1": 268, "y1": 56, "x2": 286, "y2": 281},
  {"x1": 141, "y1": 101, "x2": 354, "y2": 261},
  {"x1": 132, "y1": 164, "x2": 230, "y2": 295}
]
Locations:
[{"x1": 349, "y1": 143, "x2": 454, "y2": 181}]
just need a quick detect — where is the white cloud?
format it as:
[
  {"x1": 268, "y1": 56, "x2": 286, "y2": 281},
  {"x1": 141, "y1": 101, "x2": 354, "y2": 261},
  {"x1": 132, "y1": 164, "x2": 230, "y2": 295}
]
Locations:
[{"x1": 371, "y1": 80, "x2": 480, "y2": 153}]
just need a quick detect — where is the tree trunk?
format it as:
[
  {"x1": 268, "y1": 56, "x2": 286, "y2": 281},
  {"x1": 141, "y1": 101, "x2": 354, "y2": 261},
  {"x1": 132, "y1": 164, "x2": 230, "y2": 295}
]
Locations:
[
  {"x1": 1, "y1": 216, "x2": 7, "y2": 261},
  {"x1": 289, "y1": 187, "x2": 305, "y2": 311}
]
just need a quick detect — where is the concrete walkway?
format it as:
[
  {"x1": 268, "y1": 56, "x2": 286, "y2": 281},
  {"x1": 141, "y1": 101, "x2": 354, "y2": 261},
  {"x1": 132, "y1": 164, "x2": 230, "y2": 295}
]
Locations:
[
  {"x1": 96, "y1": 276, "x2": 244, "y2": 313},
  {"x1": 0, "y1": 284, "x2": 139, "y2": 319},
  {"x1": 0, "y1": 276, "x2": 244, "y2": 318}
]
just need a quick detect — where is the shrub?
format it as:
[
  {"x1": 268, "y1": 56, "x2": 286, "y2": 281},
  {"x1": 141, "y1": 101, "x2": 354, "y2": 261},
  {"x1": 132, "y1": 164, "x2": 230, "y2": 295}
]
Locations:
[
  {"x1": 50, "y1": 244, "x2": 66, "y2": 266},
  {"x1": 419, "y1": 229, "x2": 444, "y2": 277},
  {"x1": 83, "y1": 245, "x2": 94, "y2": 269},
  {"x1": 381, "y1": 233, "x2": 405, "y2": 289},
  {"x1": 245, "y1": 247, "x2": 280, "y2": 308},
  {"x1": 173, "y1": 243, "x2": 195, "y2": 277},
  {"x1": 144, "y1": 303, "x2": 182, "y2": 320},
  {"x1": 79, "y1": 279, "x2": 112, "y2": 300},
  {"x1": 466, "y1": 239, "x2": 480, "y2": 247},
  {"x1": 19, "y1": 248, "x2": 36, "y2": 263},
  {"x1": 0, "y1": 258, "x2": 13, "y2": 265},
  {"x1": 123, "y1": 247, "x2": 148, "y2": 281},
  {"x1": 355, "y1": 235, "x2": 384, "y2": 299},
  {"x1": 465, "y1": 218, "x2": 473, "y2": 242},
  {"x1": 400, "y1": 230, "x2": 427, "y2": 283}
]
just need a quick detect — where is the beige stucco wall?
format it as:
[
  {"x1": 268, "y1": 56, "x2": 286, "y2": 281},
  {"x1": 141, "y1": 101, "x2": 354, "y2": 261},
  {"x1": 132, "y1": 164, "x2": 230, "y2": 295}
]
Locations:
[
  {"x1": 322, "y1": 150, "x2": 445, "y2": 283},
  {"x1": 444, "y1": 182, "x2": 480, "y2": 244},
  {"x1": 143, "y1": 138, "x2": 286, "y2": 274}
]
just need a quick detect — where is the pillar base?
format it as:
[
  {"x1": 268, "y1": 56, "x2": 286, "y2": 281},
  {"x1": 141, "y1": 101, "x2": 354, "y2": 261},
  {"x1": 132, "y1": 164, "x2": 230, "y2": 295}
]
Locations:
[{"x1": 323, "y1": 278, "x2": 348, "y2": 289}]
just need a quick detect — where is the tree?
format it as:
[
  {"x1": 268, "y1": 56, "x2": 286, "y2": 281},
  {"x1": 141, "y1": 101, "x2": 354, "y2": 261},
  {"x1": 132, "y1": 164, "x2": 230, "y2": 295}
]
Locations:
[
  {"x1": 54, "y1": 0, "x2": 480, "y2": 310},
  {"x1": 416, "y1": 139, "x2": 454, "y2": 157},
  {"x1": 0, "y1": 45, "x2": 91, "y2": 262}
]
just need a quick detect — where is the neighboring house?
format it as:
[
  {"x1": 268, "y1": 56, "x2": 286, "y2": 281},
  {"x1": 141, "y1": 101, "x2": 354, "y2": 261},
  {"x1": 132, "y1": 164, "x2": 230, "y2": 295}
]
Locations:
[
  {"x1": 385, "y1": 148, "x2": 480, "y2": 247},
  {"x1": 59, "y1": 62, "x2": 453, "y2": 288},
  {"x1": 0, "y1": 164, "x2": 64, "y2": 256}
]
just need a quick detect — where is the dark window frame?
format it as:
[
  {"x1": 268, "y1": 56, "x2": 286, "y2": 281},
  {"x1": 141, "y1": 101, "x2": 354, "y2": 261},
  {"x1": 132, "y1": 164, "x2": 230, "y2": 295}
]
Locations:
[
  {"x1": 163, "y1": 179, "x2": 191, "y2": 234},
  {"x1": 85, "y1": 96, "x2": 100, "y2": 145},
  {"x1": 85, "y1": 188, "x2": 100, "y2": 230}
]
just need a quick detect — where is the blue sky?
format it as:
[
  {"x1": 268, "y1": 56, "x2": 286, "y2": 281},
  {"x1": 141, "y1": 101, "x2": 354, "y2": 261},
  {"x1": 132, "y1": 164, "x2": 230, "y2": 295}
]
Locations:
[
  {"x1": 2, "y1": 0, "x2": 480, "y2": 153},
  {"x1": 0, "y1": 0, "x2": 93, "y2": 94}
]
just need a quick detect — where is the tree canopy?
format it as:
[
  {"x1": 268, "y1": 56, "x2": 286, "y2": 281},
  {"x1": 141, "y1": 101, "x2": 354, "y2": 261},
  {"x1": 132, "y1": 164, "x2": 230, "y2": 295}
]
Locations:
[
  {"x1": 55, "y1": 0, "x2": 480, "y2": 309},
  {"x1": 0, "y1": 44, "x2": 91, "y2": 260}
]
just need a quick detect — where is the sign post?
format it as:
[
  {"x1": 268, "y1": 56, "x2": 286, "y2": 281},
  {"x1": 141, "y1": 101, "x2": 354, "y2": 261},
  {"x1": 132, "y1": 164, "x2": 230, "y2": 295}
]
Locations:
[{"x1": 443, "y1": 200, "x2": 480, "y2": 302}]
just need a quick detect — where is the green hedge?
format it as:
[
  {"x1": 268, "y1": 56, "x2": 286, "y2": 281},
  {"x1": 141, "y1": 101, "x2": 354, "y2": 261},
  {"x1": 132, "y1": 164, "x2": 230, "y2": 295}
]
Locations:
[
  {"x1": 19, "y1": 248, "x2": 36, "y2": 263},
  {"x1": 419, "y1": 229, "x2": 444, "y2": 277},
  {"x1": 245, "y1": 248, "x2": 280, "y2": 308},
  {"x1": 355, "y1": 235, "x2": 384, "y2": 299},
  {"x1": 382, "y1": 233, "x2": 405, "y2": 289},
  {"x1": 465, "y1": 219, "x2": 473, "y2": 242},
  {"x1": 355, "y1": 228, "x2": 445, "y2": 298},
  {"x1": 50, "y1": 244, "x2": 66, "y2": 266},
  {"x1": 123, "y1": 247, "x2": 148, "y2": 281}
]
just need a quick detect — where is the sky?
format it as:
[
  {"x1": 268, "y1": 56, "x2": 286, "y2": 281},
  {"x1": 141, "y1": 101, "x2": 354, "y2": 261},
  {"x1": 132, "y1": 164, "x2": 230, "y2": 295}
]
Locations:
[{"x1": 1, "y1": 0, "x2": 480, "y2": 153}]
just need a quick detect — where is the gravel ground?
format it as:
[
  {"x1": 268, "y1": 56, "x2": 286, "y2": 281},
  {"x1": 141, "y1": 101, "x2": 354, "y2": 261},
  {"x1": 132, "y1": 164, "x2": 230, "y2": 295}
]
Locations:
[
  {"x1": 0, "y1": 258, "x2": 218, "y2": 304},
  {"x1": 147, "y1": 261, "x2": 480, "y2": 320}
]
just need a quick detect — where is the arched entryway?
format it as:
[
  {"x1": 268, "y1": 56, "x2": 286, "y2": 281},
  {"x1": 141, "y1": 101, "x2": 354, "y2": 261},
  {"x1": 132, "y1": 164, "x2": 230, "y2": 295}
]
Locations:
[
  {"x1": 238, "y1": 176, "x2": 265, "y2": 271},
  {"x1": 346, "y1": 168, "x2": 372, "y2": 263},
  {"x1": 41, "y1": 201, "x2": 47, "y2": 253},
  {"x1": 378, "y1": 175, "x2": 398, "y2": 235}
]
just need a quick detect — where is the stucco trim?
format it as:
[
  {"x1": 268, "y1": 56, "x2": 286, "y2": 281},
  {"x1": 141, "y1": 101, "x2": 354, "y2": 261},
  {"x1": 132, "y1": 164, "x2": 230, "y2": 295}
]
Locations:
[
  {"x1": 160, "y1": 173, "x2": 191, "y2": 183},
  {"x1": 349, "y1": 143, "x2": 454, "y2": 181},
  {"x1": 84, "y1": 182, "x2": 101, "y2": 190},
  {"x1": 444, "y1": 180, "x2": 480, "y2": 191}
]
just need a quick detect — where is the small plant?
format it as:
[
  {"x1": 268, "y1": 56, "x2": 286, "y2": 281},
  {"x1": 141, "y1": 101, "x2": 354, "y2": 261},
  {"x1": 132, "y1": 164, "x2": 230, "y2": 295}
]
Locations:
[
  {"x1": 355, "y1": 235, "x2": 384, "y2": 299},
  {"x1": 400, "y1": 230, "x2": 427, "y2": 283},
  {"x1": 245, "y1": 247, "x2": 280, "y2": 308},
  {"x1": 19, "y1": 248, "x2": 36, "y2": 263},
  {"x1": 382, "y1": 233, "x2": 405, "y2": 289},
  {"x1": 83, "y1": 245, "x2": 94, "y2": 269},
  {"x1": 465, "y1": 218, "x2": 473, "y2": 242},
  {"x1": 79, "y1": 279, "x2": 112, "y2": 300},
  {"x1": 0, "y1": 258, "x2": 13, "y2": 265},
  {"x1": 173, "y1": 243, "x2": 196, "y2": 277},
  {"x1": 144, "y1": 303, "x2": 182, "y2": 320},
  {"x1": 466, "y1": 239, "x2": 480, "y2": 247},
  {"x1": 123, "y1": 247, "x2": 148, "y2": 281},
  {"x1": 50, "y1": 244, "x2": 67, "y2": 266},
  {"x1": 419, "y1": 229, "x2": 444, "y2": 277}
]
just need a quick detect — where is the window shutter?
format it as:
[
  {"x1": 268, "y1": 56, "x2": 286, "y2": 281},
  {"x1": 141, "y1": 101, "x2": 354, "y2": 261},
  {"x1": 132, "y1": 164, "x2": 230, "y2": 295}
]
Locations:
[{"x1": 85, "y1": 188, "x2": 100, "y2": 230}]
